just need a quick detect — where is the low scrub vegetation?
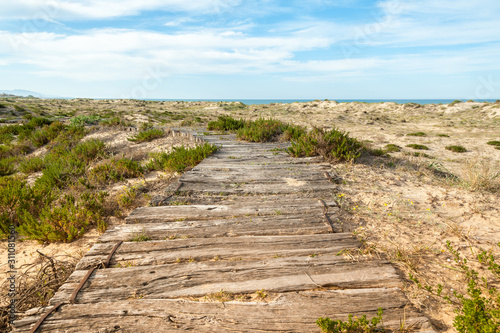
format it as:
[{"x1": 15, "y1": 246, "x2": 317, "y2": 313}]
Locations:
[
  {"x1": 148, "y1": 143, "x2": 218, "y2": 173},
  {"x1": 236, "y1": 118, "x2": 285, "y2": 142},
  {"x1": 208, "y1": 115, "x2": 246, "y2": 131},
  {"x1": 407, "y1": 132, "x2": 426, "y2": 136},
  {"x1": 406, "y1": 144, "x2": 429, "y2": 150},
  {"x1": 446, "y1": 145, "x2": 467, "y2": 153},
  {"x1": 486, "y1": 141, "x2": 500, "y2": 147},
  {"x1": 288, "y1": 127, "x2": 363, "y2": 162},
  {"x1": 384, "y1": 144, "x2": 401, "y2": 153},
  {"x1": 89, "y1": 158, "x2": 144, "y2": 184},
  {"x1": 70, "y1": 114, "x2": 101, "y2": 127},
  {"x1": 410, "y1": 242, "x2": 500, "y2": 333},
  {"x1": 207, "y1": 116, "x2": 362, "y2": 162},
  {"x1": 128, "y1": 128, "x2": 165, "y2": 143},
  {"x1": 317, "y1": 308, "x2": 385, "y2": 333},
  {"x1": 0, "y1": 121, "x2": 110, "y2": 241},
  {"x1": 0, "y1": 109, "x2": 219, "y2": 244},
  {"x1": 219, "y1": 102, "x2": 247, "y2": 111}
]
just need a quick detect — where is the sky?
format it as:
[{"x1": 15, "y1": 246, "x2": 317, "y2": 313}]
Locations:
[{"x1": 0, "y1": 0, "x2": 499, "y2": 99}]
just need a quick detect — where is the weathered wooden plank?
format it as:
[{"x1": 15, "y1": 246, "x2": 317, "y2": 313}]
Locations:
[
  {"x1": 125, "y1": 199, "x2": 337, "y2": 223},
  {"x1": 162, "y1": 194, "x2": 337, "y2": 205},
  {"x1": 191, "y1": 164, "x2": 330, "y2": 172},
  {"x1": 101, "y1": 215, "x2": 332, "y2": 243},
  {"x1": 49, "y1": 256, "x2": 401, "y2": 304},
  {"x1": 197, "y1": 156, "x2": 325, "y2": 165},
  {"x1": 15, "y1": 289, "x2": 436, "y2": 332},
  {"x1": 175, "y1": 181, "x2": 335, "y2": 195},
  {"x1": 76, "y1": 234, "x2": 359, "y2": 270},
  {"x1": 179, "y1": 172, "x2": 330, "y2": 183}
]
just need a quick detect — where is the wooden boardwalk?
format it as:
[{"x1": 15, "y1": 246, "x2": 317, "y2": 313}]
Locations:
[{"x1": 15, "y1": 133, "x2": 436, "y2": 332}]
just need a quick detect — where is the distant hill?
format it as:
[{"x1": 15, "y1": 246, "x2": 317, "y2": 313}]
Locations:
[{"x1": 0, "y1": 89, "x2": 60, "y2": 98}]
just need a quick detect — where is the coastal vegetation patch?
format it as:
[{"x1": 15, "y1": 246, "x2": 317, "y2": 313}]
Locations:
[
  {"x1": 407, "y1": 132, "x2": 426, "y2": 136},
  {"x1": 446, "y1": 145, "x2": 467, "y2": 153},
  {"x1": 406, "y1": 144, "x2": 429, "y2": 150}
]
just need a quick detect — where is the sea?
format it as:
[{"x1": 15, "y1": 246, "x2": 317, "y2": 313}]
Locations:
[{"x1": 150, "y1": 99, "x2": 498, "y2": 105}]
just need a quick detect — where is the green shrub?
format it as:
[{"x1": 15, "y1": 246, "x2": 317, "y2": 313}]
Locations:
[
  {"x1": 35, "y1": 157, "x2": 80, "y2": 189},
  {"x1": 30, "y1": 121, "x2": 66, "y2": 148},
  {"x1": 486, "y1": 141, "x2": 500, "y2": 146},
  {"x1": 317, "y1": 308, "x2": 384, "y2": 333},
  {"x1": 100, "y1": 116, "x2": 131, "y2": 127},
  {"x1": 53, "y1": 124, "x2": 87, "y2": 145},
  {"x1": 0, "y1": 103, "x2": 7, "y2": 108},
  {"x1": 406, "y1": 144, "x2": 429, "y2": 150},
  {"x1": 70, "y1": 114, "x2": 101, "y2": 127},
  {"x1": 437, "y1": 134, "x2": 450, "y2": 137},
  {"x1": 236, "y1": 118, "x2": 284, "y2": 142},
  {"x1": 71, "y1": 139, "x2": 106, "y2": 163},
  {"x1": 384, "y1": 144, "x2": 401, "y2": 153},
  {"x1": 19, "y1": 156, "x2": 45, "y2": 174},
  {"x1": 369, "y1": 148, "x2": 387, "y2": 157},
  {"x1": 219, "y1": 102, "x2": 247, "y2": 111},
  {"x1": 446, "y1": 145, "x2": 467, "y2": 153},
  {"x1": 0, "y1": 156, "x2": 18, "y2": 176},
  {"x1": 0, "y1": 132, "x2": 14, "y2": 144},
  {"x1": 128, "y1": 128, "x2": 165, "y2": 143},
  {"x1": 282, "y1": 124, "x2": 307, "y2": 141},
  {"x1": 410, "y1": 241, "x2": 500, "y2": 333},
  {"x1": 129, "y1": 232, "x2": 152, "y2": 242},
  {"x1": 407, "y1": 132, "x2": 426, "y2": 136},
  {"x1": 207, "y1": 115, "x2": 246, "y2": 131},
  {"x1": 18, "y1": 192, "x2": 105, "y2": 242},
  {"x1": 0, "y1": 176, "x2": 55, "y2": 237},
  {"x1": 89, "y1": 158, "x2": 144, "y2": 184},
  {"x1": 26, "y1": 116, "x2": 52, "y2": 128},
  {"x1": 288, "y1": 127, "x2": 363, "y2": 162},
  {"x1": 148, "y1": 143, "x2": 218, "y2": 173},
  {"x1": 0, "y1": 124, "x2": 22, "y2": 137},
  {"x1": 287, "y1": 132, "x2": 317, "y2": 157},
  {"x1": 403, "y1": 151, "x2": 435, "y2": 159},
  {"x1": 450, "y1": 100, "x2": 463, "y2": 106},
  {"x1": 117, "y1": 186, "x2": 139, "y2": 209},
  {"x1": 13, "y1": 105, "x2": 26, "y2": 112}
]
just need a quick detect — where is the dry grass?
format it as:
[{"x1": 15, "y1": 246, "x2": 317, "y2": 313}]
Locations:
[
  {"x1": 459, "y1": 155, "x2": 500, "y2": 192},
  {"x1": 0, "y1": 252, "x2": 79, "y2": 331}
]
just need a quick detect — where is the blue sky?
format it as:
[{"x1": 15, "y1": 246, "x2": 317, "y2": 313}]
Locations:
[{"x1": 0, "y1": 0, "x2": 499, "y2": 99}]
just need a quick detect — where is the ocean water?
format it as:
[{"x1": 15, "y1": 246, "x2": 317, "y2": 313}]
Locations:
[{"x1": 151, "y1": 99, "x2": 498, "y2": 105}]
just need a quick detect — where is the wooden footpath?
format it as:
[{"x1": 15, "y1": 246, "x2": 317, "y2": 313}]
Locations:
[{"x1": 15, "y1": 133, "x2": 436, "y2": 332}]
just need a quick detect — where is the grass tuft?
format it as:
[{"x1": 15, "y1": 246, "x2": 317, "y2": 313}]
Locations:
[
  {"x1": 384, "y1": 144, "x2": 401, "y2": 153},
  {"x1": 446, "y1": 145, "x2": 467, "y2": 153},
  {"x1": 236, "y1": 118, "x2": 284, "y2": 142},
  {"x1": 148, "y1": 143, "x2": 218, "y2": 173},
  {"x1": 128, "y1": 128, "x2": 165, "y2": 143},
  {"x1": 208, "y1": 115, "x2": 246, "y2": 131},
  {"x1": 406, "y1": 144, "x2": 429, "y2": 150},
  {"x1": 288, "y1": 127, "x2": 363, "y2": 162},
  {"x1": 89, "y1": 158, "x2": 144, "y2": 184},
  {"x1": 407, "y1": 132, "x2": 426, "y2": 136},
  {"x1": 459, "y1": 156, "x2": 499, "y2": 192}
]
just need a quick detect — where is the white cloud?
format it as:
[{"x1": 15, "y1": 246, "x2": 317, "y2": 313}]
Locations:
[
  {"x1": 369, "y1": 0, "x2": 500, "y2": 47},
  {"x1": 164, "y1": 17, "x2": 196, "y2": 27},
  {"x1": 0, "y1": 0, "x2": 242, "y2": 20},
  {"x1": 2, "y1": 26, "x2": 499, "y2": 83},
  {"x1": 0, "y1": 28, "x2": 331, "y2": 80}
]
